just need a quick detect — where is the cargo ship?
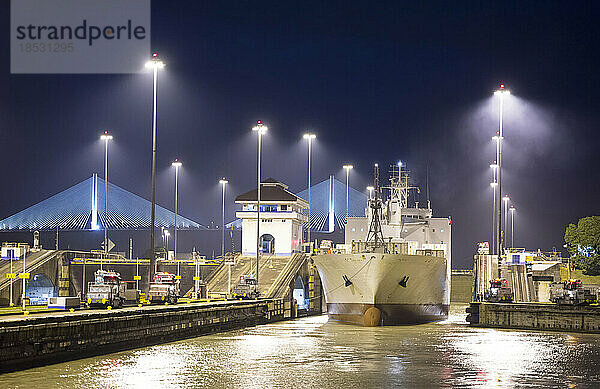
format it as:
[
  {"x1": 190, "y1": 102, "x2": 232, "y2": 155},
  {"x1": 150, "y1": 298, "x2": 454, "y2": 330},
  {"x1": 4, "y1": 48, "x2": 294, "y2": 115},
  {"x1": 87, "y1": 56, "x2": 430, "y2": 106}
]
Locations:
[{"x1": 313, "y1": 163, "x2": 451, "y2": 326}]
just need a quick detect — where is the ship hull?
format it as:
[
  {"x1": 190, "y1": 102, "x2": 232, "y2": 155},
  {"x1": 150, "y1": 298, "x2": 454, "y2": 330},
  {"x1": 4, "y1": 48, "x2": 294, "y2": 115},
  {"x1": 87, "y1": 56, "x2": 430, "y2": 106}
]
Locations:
[{"x1": 313, "y1": 253, "x2": 450, "y2": 326}]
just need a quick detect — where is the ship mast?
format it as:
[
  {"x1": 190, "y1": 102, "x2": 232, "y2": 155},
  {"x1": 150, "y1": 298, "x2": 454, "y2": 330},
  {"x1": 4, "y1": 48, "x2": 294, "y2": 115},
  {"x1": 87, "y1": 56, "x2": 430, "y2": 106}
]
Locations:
[{"x1": 366, "y1": 163, "x2": 385, "y2": 249}]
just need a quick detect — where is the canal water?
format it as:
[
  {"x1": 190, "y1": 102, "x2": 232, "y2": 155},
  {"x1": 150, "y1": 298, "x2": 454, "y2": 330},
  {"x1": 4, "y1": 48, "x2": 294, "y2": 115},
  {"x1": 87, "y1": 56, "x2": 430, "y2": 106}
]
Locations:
[{"x1": 1, "y1": 304, "x2": 599, "y2": 388}]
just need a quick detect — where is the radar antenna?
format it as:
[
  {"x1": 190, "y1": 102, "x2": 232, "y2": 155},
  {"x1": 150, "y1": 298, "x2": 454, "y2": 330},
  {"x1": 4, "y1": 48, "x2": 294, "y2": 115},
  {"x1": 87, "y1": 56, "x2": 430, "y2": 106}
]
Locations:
[{"x1": 366, "y1": 163, "x2": 385, "y2": 249}]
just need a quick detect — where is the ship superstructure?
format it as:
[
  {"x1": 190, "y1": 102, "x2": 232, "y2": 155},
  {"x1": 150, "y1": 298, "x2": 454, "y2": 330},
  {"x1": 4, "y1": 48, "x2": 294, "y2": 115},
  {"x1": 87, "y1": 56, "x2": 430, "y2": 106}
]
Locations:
[{"x1": 313, "y1": 163, "x2": 451, "y2": 326}]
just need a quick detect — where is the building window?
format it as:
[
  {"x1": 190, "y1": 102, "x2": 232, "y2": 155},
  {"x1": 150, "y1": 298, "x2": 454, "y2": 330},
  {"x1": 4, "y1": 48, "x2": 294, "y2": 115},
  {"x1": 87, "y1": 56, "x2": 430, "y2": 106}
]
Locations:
[
  {"x1": 281, "y1": 204, "x2": 287, "y2": 211},
  {"x1": 432, "y1": 229, "x2": 435, "y2": 232},
  {"x1": 260, "y1": 205, "x2": 278, "y2": 212},
  {"x1": 352, "y1": 228, "x2": 356, "y2": 232}
]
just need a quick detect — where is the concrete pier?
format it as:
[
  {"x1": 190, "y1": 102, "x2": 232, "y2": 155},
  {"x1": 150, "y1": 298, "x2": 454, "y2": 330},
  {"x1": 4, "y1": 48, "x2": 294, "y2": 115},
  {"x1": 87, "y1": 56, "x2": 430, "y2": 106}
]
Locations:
[
  {"x1": 467, "y1": 302, "x2": 600, "y2": 333},
  {"x1": 0, "y1": 299, "x2": 298, "y2": 373}
]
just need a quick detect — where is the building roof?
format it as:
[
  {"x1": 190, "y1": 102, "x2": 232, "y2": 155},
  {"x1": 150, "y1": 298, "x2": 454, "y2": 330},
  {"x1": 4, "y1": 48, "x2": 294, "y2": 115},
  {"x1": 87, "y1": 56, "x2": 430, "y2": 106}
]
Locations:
[
  {"x1": 228, "y1": 176, "x2": 367, "y2": 232},
  {"x1": 0, "y1": 174, "x2": 203, "y2": 231},
  {"x1": 235, "y1": 178, "x2": 306, "y2": 204}
]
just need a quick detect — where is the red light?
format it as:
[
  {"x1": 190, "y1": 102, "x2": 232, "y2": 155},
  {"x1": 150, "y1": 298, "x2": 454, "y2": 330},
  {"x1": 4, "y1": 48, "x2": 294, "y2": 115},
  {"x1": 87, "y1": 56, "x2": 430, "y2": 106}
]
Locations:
[
  {"x1": 152, "y1": 53, "x2": 157, "y2": 58},
  {"x1": 500, "y1": 84, "x2": 505, "y2": 89},
  {"x1": 257, "y1": 120, "x2": 262, "y2": 124}
]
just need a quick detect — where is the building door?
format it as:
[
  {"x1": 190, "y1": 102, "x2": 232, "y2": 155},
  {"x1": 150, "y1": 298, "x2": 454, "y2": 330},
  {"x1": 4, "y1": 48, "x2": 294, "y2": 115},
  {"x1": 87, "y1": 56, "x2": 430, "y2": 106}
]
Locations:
[{"x1": 260, "y1": 234, "x2": 275, "y2": 254}]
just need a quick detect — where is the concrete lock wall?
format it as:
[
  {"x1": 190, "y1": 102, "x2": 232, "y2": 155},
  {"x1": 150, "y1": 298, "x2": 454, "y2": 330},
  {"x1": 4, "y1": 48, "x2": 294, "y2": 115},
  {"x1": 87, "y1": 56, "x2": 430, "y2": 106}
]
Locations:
[
  {"x1": 450, "y1": 272, "x2": 474, "y2": 303},
  {"x1": 467, "y1": 302, "x2": 600, "y2": 333},
  {"x1": 0, "y1": 301, "x2": 287, "y2": 373}
]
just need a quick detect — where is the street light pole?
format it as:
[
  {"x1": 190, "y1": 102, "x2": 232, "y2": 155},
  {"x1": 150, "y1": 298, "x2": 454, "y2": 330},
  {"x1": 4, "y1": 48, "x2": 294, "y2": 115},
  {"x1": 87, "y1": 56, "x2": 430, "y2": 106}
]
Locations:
[
  {"x1": 9, "y1": 256, "x2": 13, "y2": 307},
  {"x1": 490, "y1": 181, "x2": 497, "y2": 254},
  {"x1": 494, "y1": 84, "x2": 510, "y2": 258},
  {"x1": 343, "y1": 165, "x2": 353, "y2": 223},
  {"x1": 303, "y1": 133, "x2": 316, "y2": 252},
  {"x1": 172, "y1": 159, "x2": 182, "y2": 276},
  {"x1": 510, "y1": 206, "x2": 515, "y2": 248},
  {"x1": 145, "y1": 53, "x2": 165, "y2": 290},
  {"x1": 252, "y1": 121, "x2": 267, "y2": 287},
  {"x1": 219, "y1": 178, "x2": 229, "y2": 293},
  {"x1": 503, "y1": 195, "x2": 510, "y2": 250},
  {"x1": 100, "y1": 130, "x2": 113, "y2": 270},
  {"x1": 21, "y1": 253, "x2": 26, "y2": 310},
  {"x1": 490, "y1": 162, "x2": 498, "y2": 254}
]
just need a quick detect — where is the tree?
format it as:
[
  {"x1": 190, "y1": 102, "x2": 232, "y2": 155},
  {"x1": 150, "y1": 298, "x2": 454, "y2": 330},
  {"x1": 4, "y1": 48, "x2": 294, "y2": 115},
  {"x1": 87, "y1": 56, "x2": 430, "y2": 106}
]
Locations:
[{"x1": 564, "y1": 216, "x2": 600, "y2": 276}]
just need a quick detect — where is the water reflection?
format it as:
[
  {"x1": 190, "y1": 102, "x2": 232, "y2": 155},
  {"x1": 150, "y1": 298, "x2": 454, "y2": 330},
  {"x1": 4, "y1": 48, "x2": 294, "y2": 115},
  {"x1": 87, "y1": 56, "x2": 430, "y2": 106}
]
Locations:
[{"x1": 1, "y1": 304, "x2": 599, "y2": 388}]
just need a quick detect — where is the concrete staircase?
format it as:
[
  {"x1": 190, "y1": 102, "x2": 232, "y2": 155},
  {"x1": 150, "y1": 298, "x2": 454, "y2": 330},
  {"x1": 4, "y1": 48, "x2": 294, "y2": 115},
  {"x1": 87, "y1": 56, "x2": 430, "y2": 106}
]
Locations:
[
  {"x1": 206, "y1": 253, "x2": 307, "y2": 298},
  {"x1": 0, "y1": 250, "x2": 62, "y2": 305}
]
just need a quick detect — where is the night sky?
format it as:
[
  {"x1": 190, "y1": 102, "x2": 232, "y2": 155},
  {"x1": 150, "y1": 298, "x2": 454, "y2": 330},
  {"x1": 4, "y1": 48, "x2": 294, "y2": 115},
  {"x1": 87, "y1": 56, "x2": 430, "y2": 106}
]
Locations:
[{"x1": 1, "y1": 2, "x2": 599, "y2": 268}]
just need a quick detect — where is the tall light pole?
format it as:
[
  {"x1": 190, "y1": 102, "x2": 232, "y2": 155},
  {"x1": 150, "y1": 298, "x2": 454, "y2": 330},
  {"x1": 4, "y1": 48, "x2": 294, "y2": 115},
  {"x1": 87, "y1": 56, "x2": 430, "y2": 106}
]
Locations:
[
  {"x1": 303, "y1": 133, "x2": 316, "y2": 251},
  {"x1": 252, "y1": 121, "x2": 267, "y2": 286},
  {"x1": 172, "y1": 159, "x2": 182, "y2": 276},
  {"x1": 503, "y1": 194, "x2": 510, "y2": 251},
  {"x1": 490, "y1": 181, "x2": 498, "y2": 255},
  {"x1": 145, "y1": 53, "x2": 165, "y2": 289},
  {"x1": 510, "y1": 205, "x2": 516, "y2": 248},
  {"x1": 100, "y1": 130, "x2": 113, "y2": 270},
  {"x1": 494, "y1": 84, "x2": 510, "y2": 258},
  {"x1": 343, "y1": 165, "x2": 353, "y2": 223},
  {"x1": 219, "y1": 178, "x2": 229, "y2": 293},
  {"x1": 366, "y1": 186, "x2": 374, "y2": 200},
  {"x1": 490, "y1": 162, "x2": 498, "y2": 254}
]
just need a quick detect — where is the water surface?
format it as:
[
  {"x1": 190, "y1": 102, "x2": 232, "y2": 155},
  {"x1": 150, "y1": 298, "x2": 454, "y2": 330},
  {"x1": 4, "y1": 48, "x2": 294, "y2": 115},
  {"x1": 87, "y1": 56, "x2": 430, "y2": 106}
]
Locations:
[{"x1": 1, "y1": 304, "x2": 599, "y2": 388}]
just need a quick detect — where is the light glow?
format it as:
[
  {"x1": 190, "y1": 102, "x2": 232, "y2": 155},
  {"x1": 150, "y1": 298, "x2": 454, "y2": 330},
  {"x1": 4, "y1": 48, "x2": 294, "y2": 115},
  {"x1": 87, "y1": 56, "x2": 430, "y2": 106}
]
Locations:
[
  {"x1": 171, "y1": 158, "x2": 182, "y2": 168},
  {"x1": 494, "y1": 83, "x2": 511, "y2": 96},
  {"x1": 343, "y1": 165, "x2": 353, "y2": 170},
  {"x1": 303, "y1": 133, "x2": 316, "y2": 140},
  {"x1": 219, "y1": 178, "x2": 229, "y2": 185},
  {"x1": 145, "y1": 53, "x2": 165, "y2": 70},
  {"x1": 100, "y1": 130, "x2": 113, "y2": 141},
  {"x1": 252, "y1": 121, "x2": 268, "y2": 134}
]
